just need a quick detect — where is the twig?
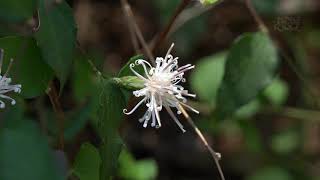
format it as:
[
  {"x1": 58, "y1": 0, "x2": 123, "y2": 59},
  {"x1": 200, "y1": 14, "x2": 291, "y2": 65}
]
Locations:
[
  {"x1": 46, "y1": 81, "x2": 65, "y2": 150},
  {"x1": 168, "y1": 1, "x2": 223, "y2": 37},
  {"x1": 151, "y1": 0, "x2": 192, "y2": 53},
  {"x1": 120, "y1": 0, "x2": 155, "y2": 65},
  {"x1": 280, "y1": 50, "x2": 320, "y2": 107},
  {"x1": 121, "y1": 1, "x2": 140, "y2": 54},
  {"x1": 244, "y1": 0, "x2": 268, "y2": 33},
  {"x1": 261, "y1": 106, "x2": 320, "y2": 122},
  {"x1": 178, "y1": 104, "x2": 225, "y2": 180}
]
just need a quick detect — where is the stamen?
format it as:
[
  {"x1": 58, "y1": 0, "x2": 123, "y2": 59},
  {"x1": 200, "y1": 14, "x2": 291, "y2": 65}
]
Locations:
[
  {"x1": 3, "y1": 58, "x2": 14, "y2": 78},
  {"x1": 179, "y1": 102, "x2": 200, "y2": 114},
  {"x1": 0, "y1": 95, "x2": 15, "y2": 106},
  {"x1": 136, "y1": 59, "x2": 153, "y2": 79},
  {"x1": 129, "y1": 63, "x2": 148, "y2": 81},
  {"x1": 165, "y1": 106, "x2": 186, "y2": 133},
  {"x1": 123, "y1": 97, "x2": 147, "y2": 115},
  {"x1": 164, "y1": 43, "x2": 175, "y2": 62}
]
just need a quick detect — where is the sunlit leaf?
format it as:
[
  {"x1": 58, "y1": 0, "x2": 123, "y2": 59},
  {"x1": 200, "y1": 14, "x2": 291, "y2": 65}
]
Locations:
[
  {"x1": 190, "y1": 52, "x2": 227, "y2": 104},
  {"x1": 118, "y1": 149, "x2": 158, "y2": 180},
  {"x1": 263, "y1": 78, "x2": 288, "y2": 106}
]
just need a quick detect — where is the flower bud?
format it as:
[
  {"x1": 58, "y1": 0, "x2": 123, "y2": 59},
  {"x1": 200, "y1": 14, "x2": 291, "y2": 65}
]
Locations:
[
  {"x1": 112, "y1": 76, "x2": 145, "y2": 90},
  {"x1": 199, "y1": 0, "x2": 219, "y2": 6}
]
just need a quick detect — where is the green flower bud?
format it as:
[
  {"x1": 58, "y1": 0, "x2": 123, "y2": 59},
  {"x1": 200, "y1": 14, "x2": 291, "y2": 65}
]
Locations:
[
  {"x1": 200, "y1": 0, "x2": 219, "y2": 6},
  {"x1": 112, "y1": 76, "x2": 145, "y2": 90}
]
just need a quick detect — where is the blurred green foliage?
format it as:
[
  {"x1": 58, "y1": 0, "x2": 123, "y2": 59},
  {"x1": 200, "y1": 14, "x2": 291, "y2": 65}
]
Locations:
[
  {"x1": 191, "y1": 52, "x2": 226, "y2": 105},
  {"x1": 0, "y1": 0, "x2": 318, "y2": 180},
  {"x1": 0, "y1": 120, "x2": 63, "y2": 180},
  {"x1": 118, "y1": 149, "x2": 158, "y2": 180},
  {"x1": 73, "y1": 143, "x2": 100, "y2": 180},
  {"x1": 0, "y1": 0, "x2": 37, "y2": 22}
]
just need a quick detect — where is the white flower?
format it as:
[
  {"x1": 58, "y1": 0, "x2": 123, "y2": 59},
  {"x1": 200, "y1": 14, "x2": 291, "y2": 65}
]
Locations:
[
  {"x1": 123, "y1": 43, "x2": 199, "y2": 132},
  {"x1": 0, "y1": 50, "x2": 22, "y2": 109}
]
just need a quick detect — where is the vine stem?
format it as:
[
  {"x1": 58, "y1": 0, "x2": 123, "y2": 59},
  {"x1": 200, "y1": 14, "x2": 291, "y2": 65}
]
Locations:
[
  {"x1": 179, "y1": 105, "x2": 226, "y2": 180},
  {"x1": 120, "y1": 0, "x2": 155, "y2": 65},
  {"x1": 46, "y1": 82, "x2": 65, "y2": 150},
  {"x1": 244, "y1": 0, "x2": 268, "y2": 33},
  {"x1": 151, "y1": 0, "x2": 192, "y2": 53},
  {"x1": 121, "y1": 0, "x2": 140, "y2": 54}
]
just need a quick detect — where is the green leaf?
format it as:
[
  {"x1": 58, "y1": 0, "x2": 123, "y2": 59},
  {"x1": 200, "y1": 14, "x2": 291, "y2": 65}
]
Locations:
[
  {"x1": 99, "y1": 135, "x2": 123, "y2": 180},
  {"x1": 35, "y1": 0, "x2": 77, "y2": 87},
  {"x1": 247, "y1": 167, "x2": 292, "y2": 180},
  {"x1": 0, "y1": 0, "x2": 37, "y2": 22},
  {"x1": 118, "y1": 55, "x2": 144, "y2": 77},
  {"x1": 0, "y1": 120, "x2": 63, "y2": 180},
  {"x1": 235, "y1": 100, "x2": 261, "y2": 119},
  {"x1": 263, "y1": 78, "x2": 288, "y2": 106},
  {"x1": 271, "y1": 131, "x2": 299, "y2": 154},
  {"x1": 118, "y1": 149, "x2": 158, "y2": 180},
  {"x1": 64, "y1": 101, "x2": 96, "y2": 141},
  {"x1": 190, "y1": 52, "x2": 227, "y2": 104},
  {"x1": 252, "y1": 0, "x2": 280, "y2": 15},
  {"x1": 73, "y1": 143, "x2": 101, "y2": 180},
  {"x1": 0, "y1": 97, "x2": 25, "y2": 128},
  {"x1": 0, "y1": 36, "x2": 54, "y2": 98},
  {"x1": 216, "y1": 32, "x2": 278, "y2": 119},
  {"x1": 153, "y1": 0, "x2": 179, "y2": 23},
  {"x1": 96, "y1": 79, "x2": 126, "y2": 180},
  {"x1": 97, "y1": 80, "x2": 126, "y2": 134},
  {"x1": 72, "y1": 53, "x2": 98, "y2": 103},
  {"x1": 238, "y1": 120, "x2": 263, "y2": 153}
]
